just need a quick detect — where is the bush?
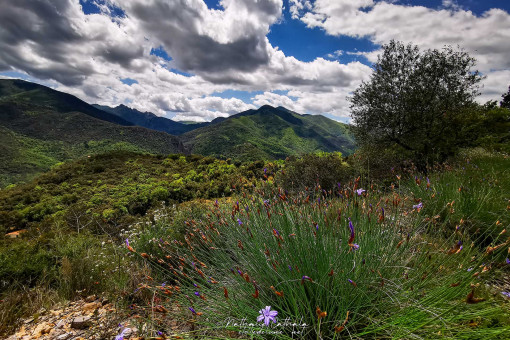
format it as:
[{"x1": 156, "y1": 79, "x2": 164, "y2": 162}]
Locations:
[{"x1": 279, "y1": 152, "x2": 352, "y2": 192}]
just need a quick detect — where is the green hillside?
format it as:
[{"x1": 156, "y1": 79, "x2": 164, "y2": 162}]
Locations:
[
  {"x1": 0, "y1": 80, "x2": 183, "y2": 187},
  {"x1": 181, "y1": 105, "x2": 355, "y2": 160}
]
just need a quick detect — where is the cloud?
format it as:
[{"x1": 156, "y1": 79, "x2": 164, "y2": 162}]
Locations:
[
  {"x1": 293, "y1": 0, "x2": 510, "y2": 100},
  {"x1": 0, "y1": 0, "x2": 507, "y2": 122}
]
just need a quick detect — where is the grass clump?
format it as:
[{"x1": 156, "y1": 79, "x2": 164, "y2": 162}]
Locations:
[{"x1": 129, "y1": 176, "x2": 510, "y2": 339}]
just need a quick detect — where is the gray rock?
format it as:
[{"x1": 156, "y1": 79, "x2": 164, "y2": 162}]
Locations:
[{"x1": 71, "y1": 316, "x2": 91, "y2": 329}]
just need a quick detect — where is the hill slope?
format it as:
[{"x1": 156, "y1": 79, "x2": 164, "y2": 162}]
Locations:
[
  {"x1": 93, "y1": 104, "x2": 207, "y2": 135},
  {"x1": 181, "y1": 105, "x2": 355, "y2": 160},
  {"x1": 0, "y1": 79, "x2": 132, "y2": 125},
  {"x1": 0, "y1": 80, "x2": 184, "y2": 187}
]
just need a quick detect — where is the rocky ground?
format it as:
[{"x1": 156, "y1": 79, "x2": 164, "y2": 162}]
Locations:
[{"x1": 5, "y1": 296, "x2": 140, "y2": 340}]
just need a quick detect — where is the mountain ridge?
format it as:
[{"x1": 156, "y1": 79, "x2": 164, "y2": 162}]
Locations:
[{"x1": 0, "y1": 78, "x2": 355, "y2": 185}]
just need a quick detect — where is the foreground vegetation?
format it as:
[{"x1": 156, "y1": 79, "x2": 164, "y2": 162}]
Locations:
[
  {"x1": 124, "y1": 150, "x2": 509, "y2": 339},
  {"x1": 3, "y1": 148, "x2": 507, "y2": 337}
]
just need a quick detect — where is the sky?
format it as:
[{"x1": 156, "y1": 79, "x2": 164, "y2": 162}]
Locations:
[{"x1": 0, "y1": 0, "x2": 509, "y2": 122}]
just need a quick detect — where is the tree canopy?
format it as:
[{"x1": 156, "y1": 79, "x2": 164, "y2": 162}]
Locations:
[
  {"x1": 501, "y1": 85, "x2": 510, "y2": 109},
  {"x1": 350, "y1": 40, "x2": 484, "y2": 171}
]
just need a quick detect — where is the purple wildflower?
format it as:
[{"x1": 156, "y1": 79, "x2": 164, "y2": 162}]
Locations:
[
  {"x1": 125, "y1": 238, "x2": 129, "y2": 247},
  {"x1": 351, "y1": 243, "x2": 360, "y2": 251},
  {"x1": 348, "y1": 218, "x2": 355, "y2": 244},
  {"x1": 237, "y1": 218, "x2": 243, "y2": 225},
  {"x1": 502, "y1": 292, "x2": 510, "y2": 298},
  {"x1": 115, "y1": 327, "x2": 132, "y2": 340},
  {"x1": 257, "y1": 306, "x2": 278, "y2": 326},
  {"x1": 506, "y1": 258, "x2": 510, "y2": 265},
  {"x1": 264, "y1": 168, "x2": 267, "y2": 174},
  {"x1": 356, "y1": 188, "x2": 366, "y2": 196},
  {"x1": 189, "y1": 307, "x2": 197, "y2": 314},
  {"x1": 413, "y1": 202, "x2": 423, "y2": 210},
  {"x1": 467, "y1": 267, "x2": 473, "y2": 272},
  {"x1": 194, "y1": 292, "x2": 200, "y2": 297},
  {"x1": 316, "y1": 224, "x2": 319, "y2": 231},
  {"x1": 288, "y1": 265, "x2": 292, "y2": 271}
]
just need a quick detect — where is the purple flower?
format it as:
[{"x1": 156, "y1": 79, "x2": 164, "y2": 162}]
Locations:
[
  {"x1": 413, "y1": 202, "x2": 423, "y2": 210},
  {"x1": 506, "y1": 258, "x2": 510, "y2": 265},
  {"x1": 501, "y1": 292, "x2": 510, "y2": 298},
  {"x1": 125, "y1": 239, "x2": 129, "y2": 247},
  {"x1": 288, "y1": 265, "x2": 292, "y2": 271},
  {"x1": 237, "y1": 218, "x2": 243, "y2": 225},
  {"x1": 194, "y1": 291, "x2": 200, "y2": 297},
  {"x1": 257, "y1": 306, "x2": 278, "y2": 326},
  {"x1": 356, "y1": 188, "x2": 366, "y2": 196},
  {"x1": 264, "y1": 168, "x2": 267, "y2": 174},
  {"x1": 189, "y1": 307, "x2": 197, "y2": 314},
  {"x1": 467, "y1": 267, "x2": 473, "y2": 272},
  {"x1": 348, "y1": 218, "x2": 355, "y2": 244},
  {"x1": 316, "y1": 224, "x2": 319, "y2": 231},
  {"x1": 351, "y1": 243, "x2": 360, "y2": 251},
  {"x1": 115, "y1": 327, "x2": 132, "y2": 340}
]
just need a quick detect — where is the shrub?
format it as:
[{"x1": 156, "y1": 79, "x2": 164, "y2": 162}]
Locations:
[{"x1": 279, "y1": 152, "x2": 352, "y2": 192}]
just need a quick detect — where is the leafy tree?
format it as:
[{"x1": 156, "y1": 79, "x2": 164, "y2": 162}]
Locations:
[
  {"x1": 501, "y1": 85, "x2": 510, "y2": 109},
  {"x1": 350, "y1": 40, "x2": 484, "y2": 171}
]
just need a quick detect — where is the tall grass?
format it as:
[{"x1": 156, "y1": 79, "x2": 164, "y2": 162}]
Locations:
[{"x1": 130, "y1": 175, "x2": 510, "y2": 339}]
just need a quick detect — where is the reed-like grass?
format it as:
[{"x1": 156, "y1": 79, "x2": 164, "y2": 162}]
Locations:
[{"x1": 130, "y1": 172, "x2": 510, "y2": 339}]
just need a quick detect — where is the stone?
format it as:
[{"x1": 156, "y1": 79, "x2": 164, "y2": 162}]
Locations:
[
  {"x1": 84, "y1": 295, "x2": 98, "y2": 303},
  {"x1": 33, "y1": 322, "x2": 52, "y2": 336},
  {"x1": 56, "y1": 333, "x2": 72, "y2": 340},
  {"x1": 71, "y1": 316, "x2": 91, "y2": 329},
  {"x1": 82, "y1": 302, "x2": 101, "y2": 313}
]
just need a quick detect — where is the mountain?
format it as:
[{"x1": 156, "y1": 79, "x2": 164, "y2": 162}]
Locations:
[
  {"x1": 93, "y1": 104, "x2": 207, "y2": 135},
  {"x1": 0, "y1": 79, "x2": 132, "y2": 126},
  {"x1": 0, "y1": 79, "x2": 184, "y2": 187},
  {"x1": 181, "y1": 105, "x2": 355, "y2": 161}
]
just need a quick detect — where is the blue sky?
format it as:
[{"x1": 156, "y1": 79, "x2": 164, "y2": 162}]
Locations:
[{"x1": 1, "y1": 0, "x2": 509, "y2": 122}]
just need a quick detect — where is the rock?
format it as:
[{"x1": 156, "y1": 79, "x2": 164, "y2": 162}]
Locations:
[
  {"x1": 56, "y1": 333, "x2": 72, "y2": 340},
  {"x1": 84, "y1": 295, "x2": 98, "y2": 303},
  {"x1": 82, "y1": 302, "x2": 101, "y2": 313},
  {"x1": 71, "y1": 316, "x2": 91, "y2": 329},
  {"x1": 33, "y1": 322, "x2": 52, "y2": 336}
]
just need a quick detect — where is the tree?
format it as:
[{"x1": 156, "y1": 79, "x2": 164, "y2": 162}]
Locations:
[
  {"x1": 350, "y1": 40, "x2": 484, "y2": 172},
  {"x1": 501, "y1": 85, "x2": 510, "y2": 109}
]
